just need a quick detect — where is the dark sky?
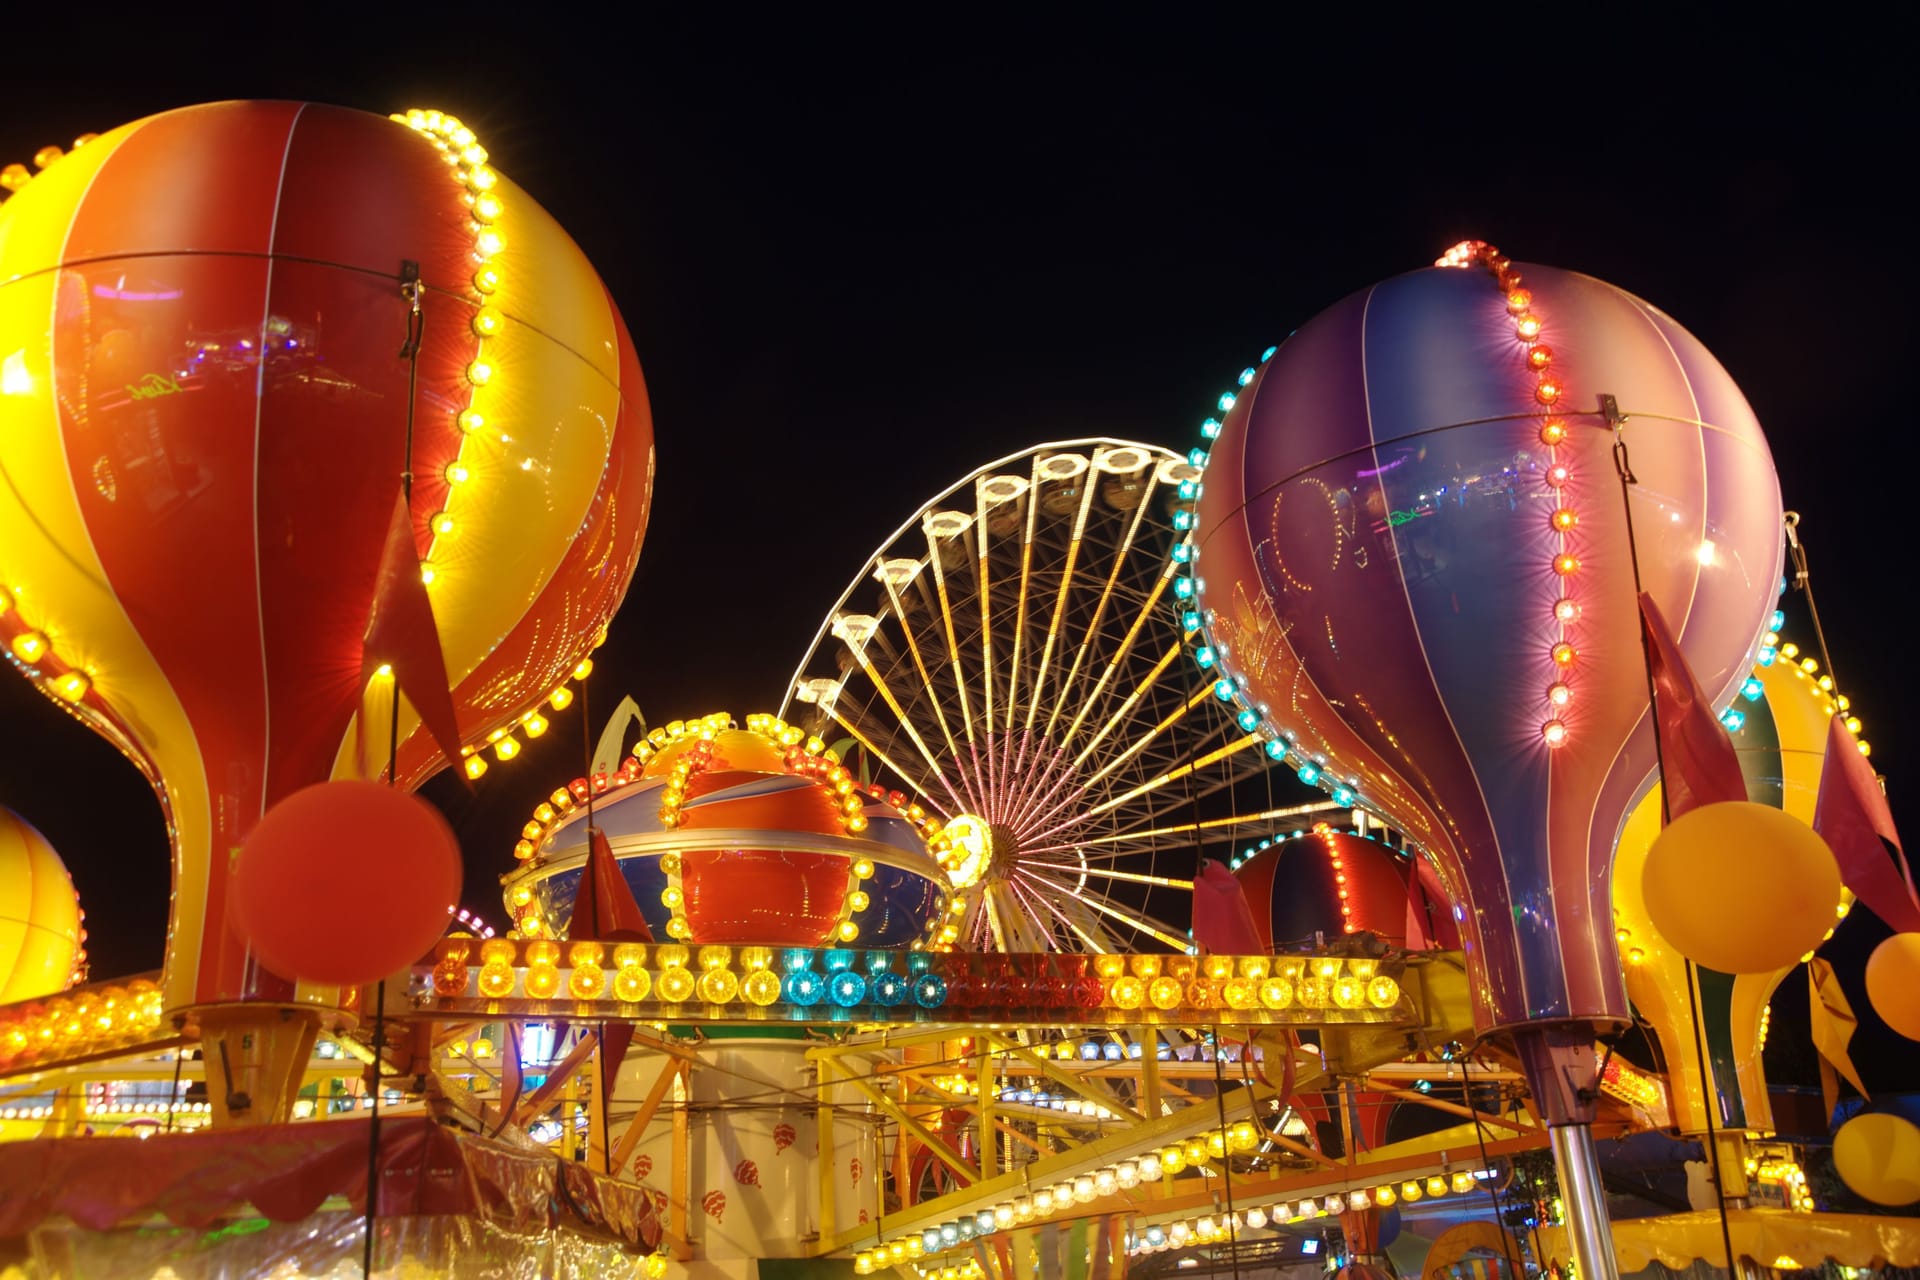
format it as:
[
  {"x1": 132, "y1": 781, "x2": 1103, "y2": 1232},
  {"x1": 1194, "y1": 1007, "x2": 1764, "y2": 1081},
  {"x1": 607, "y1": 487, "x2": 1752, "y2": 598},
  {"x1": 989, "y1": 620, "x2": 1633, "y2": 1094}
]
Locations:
[{"x1": 1, "y1": 19, "x2": 1912, "y2": 1086}]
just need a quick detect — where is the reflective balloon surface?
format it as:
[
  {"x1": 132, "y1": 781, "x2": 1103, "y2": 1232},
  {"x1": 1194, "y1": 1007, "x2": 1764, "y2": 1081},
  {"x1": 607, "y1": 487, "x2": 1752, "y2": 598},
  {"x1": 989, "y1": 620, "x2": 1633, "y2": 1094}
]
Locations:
[
  {"x1": 0, "y1": 103, "x2": 652, "y2": 1008},
  {"x1": 1194, "y1": 257, "x2": 1781, "y2": 1032}
]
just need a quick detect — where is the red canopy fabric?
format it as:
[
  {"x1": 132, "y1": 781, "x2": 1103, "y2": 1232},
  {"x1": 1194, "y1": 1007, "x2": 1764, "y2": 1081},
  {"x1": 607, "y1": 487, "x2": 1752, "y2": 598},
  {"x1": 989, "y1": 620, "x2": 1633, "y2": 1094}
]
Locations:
[{"x1": 0, "y1": 1116, "x2": 658, "y2": 1249}]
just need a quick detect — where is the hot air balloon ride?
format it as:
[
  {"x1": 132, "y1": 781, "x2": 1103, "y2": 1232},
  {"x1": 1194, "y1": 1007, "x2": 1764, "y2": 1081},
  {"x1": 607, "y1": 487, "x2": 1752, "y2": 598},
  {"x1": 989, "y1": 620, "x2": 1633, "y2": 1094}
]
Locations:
[
  {"x1": 1186, "y1": 241, "x2": 1785, "y2": 1277},
  {"x1": 0, "y1": 102, "x2": 652, "y2": 1104}
]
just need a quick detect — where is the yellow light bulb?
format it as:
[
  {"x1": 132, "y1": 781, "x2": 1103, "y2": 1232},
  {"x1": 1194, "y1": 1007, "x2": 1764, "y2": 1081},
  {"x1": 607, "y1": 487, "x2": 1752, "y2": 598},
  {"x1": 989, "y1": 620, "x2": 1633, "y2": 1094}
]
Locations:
[
  {"x1": 50, "y1": 670, "x2": 90, "y2": 702},
  {"x1": 549, "y1": 686, "x2": 574, "y2": 711},
  {"x1": 419, "y1": 563, "x2": 436, "y2": 585},
  {"x1": 495, "y1": 736, "x2": 520, "y2": 761},
  {"x1": 472, "y1": 192, "x2": 502, "y2": 221},
  {"x1": 573, "y1": 658, "x2": 594, "y2": 680},
  {"x1": 466, "y1": 359, "x2": 493, "y2": 386},
  {"x1": 431, "y1": 511, "x2": 456, "y2": 535},
  {"x1": 472, "y1": 307, "x2": 503, "y2": 337},
  {"x1": 522, "y1": 713, "x2": 548, "y2": 738},
  {"x1": 464, "y1": 755, "x2": 488, "y2": 779},
  {"x1": 475, "y1": 230, "x2": 504, "y2": 259},
  {"x1": 445, "y1": 461, "x2": 470, "y2": 484},
  {"x1": 473, "y1": 266, "x2": 500, "y2": 294},
  {"x1": 11, "y1": 632, "x2": 49, "y2": 663}
]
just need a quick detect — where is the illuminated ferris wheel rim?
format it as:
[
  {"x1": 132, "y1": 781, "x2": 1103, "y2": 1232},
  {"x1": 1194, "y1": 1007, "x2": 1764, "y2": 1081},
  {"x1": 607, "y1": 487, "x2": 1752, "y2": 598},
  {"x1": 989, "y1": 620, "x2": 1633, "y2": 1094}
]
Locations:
[{"x1": 778, "y1": 436, "x2": 1196, "y2": 719}]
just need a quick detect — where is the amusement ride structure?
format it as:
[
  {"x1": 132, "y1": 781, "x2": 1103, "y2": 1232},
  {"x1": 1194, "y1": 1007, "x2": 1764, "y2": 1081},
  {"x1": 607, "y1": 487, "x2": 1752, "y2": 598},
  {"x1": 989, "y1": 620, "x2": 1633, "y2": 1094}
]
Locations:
[{"x1": 1, "y1": 101, "x2": 1918, "y2": 1280}]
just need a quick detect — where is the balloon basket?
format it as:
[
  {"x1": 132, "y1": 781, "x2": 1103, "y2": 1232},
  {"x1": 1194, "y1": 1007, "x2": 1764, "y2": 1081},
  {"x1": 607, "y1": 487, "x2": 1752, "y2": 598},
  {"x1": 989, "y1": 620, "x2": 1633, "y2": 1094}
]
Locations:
[{"x1": 182, "y1": 1003, "x2": 339, "y2": 1127}]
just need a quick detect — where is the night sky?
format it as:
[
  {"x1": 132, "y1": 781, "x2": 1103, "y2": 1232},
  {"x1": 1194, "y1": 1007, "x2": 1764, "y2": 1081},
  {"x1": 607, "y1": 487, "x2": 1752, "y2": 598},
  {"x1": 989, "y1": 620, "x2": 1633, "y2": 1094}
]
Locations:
[{"x1": 1, "y1": 20, "x2": 1912, "y2": 1088}]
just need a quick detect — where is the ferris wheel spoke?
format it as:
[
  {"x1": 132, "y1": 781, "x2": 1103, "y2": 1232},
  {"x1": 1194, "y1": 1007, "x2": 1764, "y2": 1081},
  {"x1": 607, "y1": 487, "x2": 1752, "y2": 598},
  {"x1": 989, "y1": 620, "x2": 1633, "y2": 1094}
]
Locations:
[
  {"x1": 1069, "y1": 799, "x2": 1344, "y2": 850},
  {"x1": 972, "y1": 482, "x2": 1003, "y2": 810},
  {"x1": 814, "y1": 698, "x2": 956, "y2": 821},
  {"x1": 1068, "y1": 646, "x2": 1196, "y2": 783},
  {"x1": 1013, "y1": 878, "x2": 1111, "y2": 953},
  {"x1": 1061, "y1": 865, "x2": 1195, "y2": 890},
  {"x1": 1080, "y1": 732, "x2": 1263, "y2": 822},
  {"x1": 878, "y1": 572, "x2": 971, "y2": 784},
  {"x1": 1020, "y1": 466, "x2": 1099, "y2": 737},
  {"x1": 981, "y1": 880, "x2": 1013, "y2": 953},
  {"x1": 921, "y1": 519, "x2": 979, "y2": 748},
  {"x1": 1014, "y1": 588, "x2": 1180, "y2": 837},
  {"x1": 1017, "y1": 726, "x2": 1259, "y2": 851},
  {"x1": 1021, "y1": 870, "x2": 1190, "y2": 951},
  {"x1": 1038, "y1": 459, "x2": 1158, "y2": 746},
  {"x1": 1001, "y1": 467, "x2": 1043, "y2": 736},
  {"x1": 842, "y1": 647, "x2": 975, "y2": 815},
  {"x1": 1055, "y1": 558, "x2": 1175, "y2": 757}
]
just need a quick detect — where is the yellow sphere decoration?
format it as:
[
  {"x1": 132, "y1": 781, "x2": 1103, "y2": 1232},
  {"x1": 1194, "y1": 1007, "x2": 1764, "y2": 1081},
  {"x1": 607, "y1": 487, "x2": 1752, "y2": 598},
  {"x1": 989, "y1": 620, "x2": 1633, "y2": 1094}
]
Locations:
[
  {"x1": 1833, "y1": 1112, "x2": 1920, "y2": 1206},
  {"x1": 0, "y1": 807, "x2": 85, "y2": 1001},
  {"x1": 1866, "y1": 933, "x2": 1920, "y2": 1042},
  {"x1": 1641, "y1": 801, "x2": 1840, "y2": 974}
]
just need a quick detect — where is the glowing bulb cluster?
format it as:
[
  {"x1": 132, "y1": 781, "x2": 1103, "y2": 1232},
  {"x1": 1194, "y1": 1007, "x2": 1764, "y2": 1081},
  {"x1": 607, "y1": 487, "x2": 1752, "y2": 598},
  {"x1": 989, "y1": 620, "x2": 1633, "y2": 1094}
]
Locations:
[
  {"x1": 907, "y1": 1121, "x2": 1271, "y2": 1266},
  {"x1": 1179, "y1": 347, "x2": 1375, "y2": 824},
  {"x1": 391, "y1": 107, "x2": 511, "y2": 608},
  {"x1": 1, "y1": 585, "x2": 103, "y2": 714},
  {"x1": 0, "y1": 130, "x2": 97, "y2": 202},
  {"x1": 0, "y1": 979, "x2": 164, "y2": 1072},
  {"x1": 1439, "y1": 239, "x2": 1581, "y2": 748}
]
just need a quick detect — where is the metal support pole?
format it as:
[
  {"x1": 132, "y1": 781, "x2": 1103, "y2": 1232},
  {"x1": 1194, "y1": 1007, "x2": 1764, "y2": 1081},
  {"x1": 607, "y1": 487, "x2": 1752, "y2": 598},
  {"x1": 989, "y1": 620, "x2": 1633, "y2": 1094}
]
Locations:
[{"x1": 1547, "y1": 1122, "x2": 1622, "y2": 1280}]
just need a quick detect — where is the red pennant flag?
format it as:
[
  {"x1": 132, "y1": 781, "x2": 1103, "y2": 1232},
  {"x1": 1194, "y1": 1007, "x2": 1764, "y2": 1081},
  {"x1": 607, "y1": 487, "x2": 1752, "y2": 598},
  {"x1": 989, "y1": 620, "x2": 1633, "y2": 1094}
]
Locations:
[
  {"x1": 1813, "y1": 714, "x2": 1920, "y2": 932},
  {"x1": 360, "y1": 489, "x2": 465, "y2": 778},
  {"x1": 1639, "y1": 593, "x2": 1748, "y2": 817},
  {"x1": 565, "y1": 826, "x2": 653, "y2": 1093},
  {"x1": 568, "y1": 827, "x2": 655, "y2": 943},
  {"x1": 1191, "y1": 858, "x2": 1263, "y2": 955}
]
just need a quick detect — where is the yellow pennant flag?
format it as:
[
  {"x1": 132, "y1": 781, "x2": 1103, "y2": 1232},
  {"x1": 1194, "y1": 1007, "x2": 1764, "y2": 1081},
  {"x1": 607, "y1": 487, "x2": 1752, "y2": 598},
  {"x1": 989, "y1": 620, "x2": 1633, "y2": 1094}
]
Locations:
[{"x1": 1808, "y1": 957, "x2": 1869, "y2": 1111}]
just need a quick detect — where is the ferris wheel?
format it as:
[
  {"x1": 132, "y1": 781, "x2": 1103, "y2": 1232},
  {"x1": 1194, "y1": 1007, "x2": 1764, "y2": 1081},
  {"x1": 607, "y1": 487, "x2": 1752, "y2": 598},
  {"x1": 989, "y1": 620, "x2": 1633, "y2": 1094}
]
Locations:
[{"x1": 782, "y1": 439, "x2": 1332, "y2": 955}]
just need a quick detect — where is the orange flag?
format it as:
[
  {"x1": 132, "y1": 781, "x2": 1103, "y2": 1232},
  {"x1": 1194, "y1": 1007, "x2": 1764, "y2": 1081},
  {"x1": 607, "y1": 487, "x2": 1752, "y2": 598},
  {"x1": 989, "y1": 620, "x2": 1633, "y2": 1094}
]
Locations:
[
  {"x1": 359, "y1": 488, "x2": 464, "y2": 778},
  {"x1": 563, "y1": 827, "x2": 653, "y2": 1095},
  {"x1": 1807, "y1": 956, "x2": 1868, "y2": 1115},
  {"x1": 1638, "y1": 593, "x2": 1747, "y2": 816},
  {"x1": 1813, "y1": 714, "x2": 1920, "y2": 932}
]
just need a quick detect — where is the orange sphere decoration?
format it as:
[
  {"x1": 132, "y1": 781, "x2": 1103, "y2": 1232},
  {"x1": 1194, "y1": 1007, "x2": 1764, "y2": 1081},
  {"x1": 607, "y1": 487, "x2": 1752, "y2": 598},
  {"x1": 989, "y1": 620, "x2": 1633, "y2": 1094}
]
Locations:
[
  {"x1": 1833, "y1": 1112, "x2": 1920, "y2": 1206},
  {"x1": 1641, "y1": 801, "x2": 1840, "y2": 974},
  {"x1": 230, "y1": 781, "x2": 461, "y2": 985},
  {"x1": 1866, "y1": 933, "x2": 1920, "y2": 1042}
]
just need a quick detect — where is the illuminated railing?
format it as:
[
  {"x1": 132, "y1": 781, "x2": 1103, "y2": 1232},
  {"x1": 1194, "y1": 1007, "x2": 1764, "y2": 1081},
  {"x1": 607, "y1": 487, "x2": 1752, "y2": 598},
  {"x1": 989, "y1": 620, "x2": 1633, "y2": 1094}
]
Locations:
[{"x1": 422, "y1": 939, "x2": 1416, "y2": 1027}]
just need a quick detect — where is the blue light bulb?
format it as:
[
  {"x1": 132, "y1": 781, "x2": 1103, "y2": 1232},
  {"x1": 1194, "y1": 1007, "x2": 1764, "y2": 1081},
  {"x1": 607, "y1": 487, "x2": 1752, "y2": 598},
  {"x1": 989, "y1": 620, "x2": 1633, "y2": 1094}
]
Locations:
[
  {"x1": 1296, "y1": 763, "x2": 1321, "y2": 786},
  {"x1": 1742, "y1": 677, "x2": 1765, "y2": 702},
  {"x1": 913, "y1": 974, "x2": 948, "y2": 1009},
  {"x1": 1217, "y1": 392, "x2": 1236, "y2": 412},
  {"x1": 1213, "y1": 679, "x2": 1236, "y2": 702},
  {"x1": 1181, "y1": 610, "x2": 1202, "y2": 632},
  {"x1": 1194, "y1": 646, "x2": 1215, "y2": 669},
  {"x1": 1264, "y1": 739, "x2": 1288, "y2": 760},
  {"x1": 1237, "y1": 367, "x2": 1255, "y2": 387},
  {"x1": 1236, "y1": 709, "x2": 1260, "y2": 732},
  {"x1": 1201, "y1": 417, "x2": 1222, "y2": 439},
  {"x1": 784, "y1": 970, "x2": 823, "y2": 1007},
  {"x1": 872, "y1": 973, "x2": 908, "y2": 1007},
  {"x1": 829, "y1": 971, "x2": 867, "y2": 1008}
]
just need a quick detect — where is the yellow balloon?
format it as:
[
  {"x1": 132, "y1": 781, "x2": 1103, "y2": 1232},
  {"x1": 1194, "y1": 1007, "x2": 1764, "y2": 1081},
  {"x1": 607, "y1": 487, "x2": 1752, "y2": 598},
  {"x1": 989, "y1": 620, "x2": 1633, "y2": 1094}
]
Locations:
[
  {"x1": 1833, "y1": 1112, "x2": 1920, "y2": 1206},
  {"x1": 0, "y1": 807, "x2": 83, "y2": 1002},
  {"x1": 1866, "y1": 933, "x2": 1920, "y2": 1042},
  {"x1": 1642, "y1": 801, "x2": 1840, "y2": 974}
]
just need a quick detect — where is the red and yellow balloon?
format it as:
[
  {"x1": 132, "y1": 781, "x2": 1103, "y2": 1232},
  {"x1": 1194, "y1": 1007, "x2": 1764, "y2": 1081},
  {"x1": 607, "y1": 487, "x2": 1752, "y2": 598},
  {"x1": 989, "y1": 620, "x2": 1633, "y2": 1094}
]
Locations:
[{"x1": 0, "y1": 104, "x2": 653, "y2": 1011}]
